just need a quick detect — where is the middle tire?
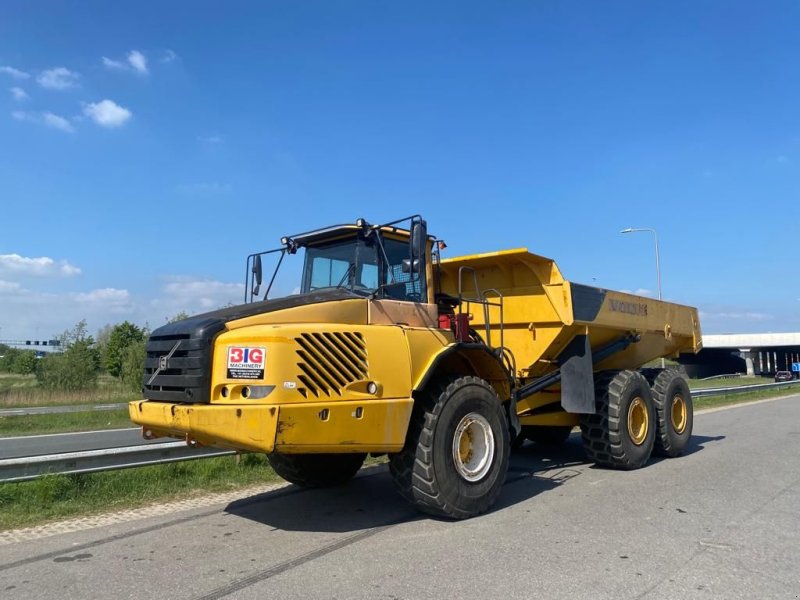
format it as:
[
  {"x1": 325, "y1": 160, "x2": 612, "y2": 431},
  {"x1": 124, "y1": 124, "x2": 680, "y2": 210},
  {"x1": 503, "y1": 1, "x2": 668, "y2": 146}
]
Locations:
[
  {"x1": 389, "y1": 376, "x2": 510, "y2": 519},
  {"x1": 267, "y1": 452, "x2": 366, "y2": 488},
  {"x1": 522, "y1": 425, "x2": 574, "y2": 447},
  {"x1": 580, "y1": 370, "x2": 656, "y2": 470}
]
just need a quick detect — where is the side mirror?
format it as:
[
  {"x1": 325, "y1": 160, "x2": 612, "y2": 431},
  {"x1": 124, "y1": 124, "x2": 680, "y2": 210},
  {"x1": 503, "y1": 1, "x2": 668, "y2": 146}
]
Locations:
[
  {"x1": 411, "y1": 220, "x2": 427, "y2": 260},
  {"x1": 401, "y1": 258, "x2": 420, "y2": 273},
  {"x1": 252, "y1": 255, "x2": 263, "y2": 298}
]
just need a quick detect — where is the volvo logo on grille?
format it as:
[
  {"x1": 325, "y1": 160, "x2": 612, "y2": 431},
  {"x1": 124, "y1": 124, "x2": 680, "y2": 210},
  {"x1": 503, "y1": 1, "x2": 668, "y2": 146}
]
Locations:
[{"x1": 147, "y1": 340, "x2": 182, "y2": 386}]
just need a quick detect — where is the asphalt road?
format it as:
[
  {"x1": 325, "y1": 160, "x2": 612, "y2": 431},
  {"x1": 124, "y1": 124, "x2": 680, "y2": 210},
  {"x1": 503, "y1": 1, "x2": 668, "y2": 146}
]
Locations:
[
  {"x1": 0, "y1": 427, "x2": 163, "y2": 460},
  {"x1": 2, "y1": 396, "x2": 799, "y2": 599}
]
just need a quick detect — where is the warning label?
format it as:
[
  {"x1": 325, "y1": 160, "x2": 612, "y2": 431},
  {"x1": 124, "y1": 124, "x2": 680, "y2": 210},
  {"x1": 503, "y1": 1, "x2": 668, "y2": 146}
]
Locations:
[{"x1": 226, "y1": 347, "x2": 266, "y2": 380}]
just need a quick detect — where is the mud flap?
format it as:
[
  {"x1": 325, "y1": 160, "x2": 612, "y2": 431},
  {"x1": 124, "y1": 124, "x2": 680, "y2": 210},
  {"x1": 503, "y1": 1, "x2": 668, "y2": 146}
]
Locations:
[{"x1": 558, "y1": 335, "x2": 595, "y2": 414}]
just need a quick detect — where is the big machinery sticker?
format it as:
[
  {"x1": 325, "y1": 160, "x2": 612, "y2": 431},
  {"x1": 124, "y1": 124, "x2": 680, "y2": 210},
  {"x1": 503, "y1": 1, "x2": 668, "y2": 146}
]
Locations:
[{"x1": 227, "y1": 347, "x2": 266, "y2": 380}]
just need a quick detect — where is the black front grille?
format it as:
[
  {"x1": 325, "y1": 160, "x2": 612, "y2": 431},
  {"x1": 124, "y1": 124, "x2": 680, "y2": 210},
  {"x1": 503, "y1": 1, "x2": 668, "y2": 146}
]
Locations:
[{"x1": 142, "y1": 316, "x2": 225, "y2": 403}]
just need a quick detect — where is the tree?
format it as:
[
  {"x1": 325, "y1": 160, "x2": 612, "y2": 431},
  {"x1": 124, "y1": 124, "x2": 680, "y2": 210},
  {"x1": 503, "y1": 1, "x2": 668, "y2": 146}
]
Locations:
[
  {"x1": 13, "y1": 350, "x2": 37, "y2": 375},
  {"x1": 0, "y1": 347, "x2": 17, "y2": 372},
  {"x1": 94, "y1": 323, "x2": 114, "y2": 370},
  {"x1": 168, "y1": 311, "x2": 189, "y2": 323},
  {"x1": 120, "y1": 339, "x2": 146, "y2": 391},
  {"x1": 0, "y1": 348, "x2": 38, "y2": 374},
  {"x1": 36, "y1": 321, "x2": 100, "y2": 390},
  {"x1": 104, "y1": 321, "x2": 146, "y2": 378},
  {"x1": 58, "y1": 319, "x2": 91, "y2": 348}
]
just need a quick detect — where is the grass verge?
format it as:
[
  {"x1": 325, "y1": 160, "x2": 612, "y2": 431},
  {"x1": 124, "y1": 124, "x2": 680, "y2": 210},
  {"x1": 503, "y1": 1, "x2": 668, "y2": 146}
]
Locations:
[
  {"x1": 0, "y1": 409, "x2": 134, "y2": 437},
  {"x1": 688, "y1": 376, "x2": 773, "y2": 390},
  {"x1": 0, "y1": 454, "x2": 281, "y2": 531},
  {"x1": 693, "y1": 385, "x2": 799, "y2": 410},
  {"x1": 0, "y1": 373, "x2": 138, "y2": 409}
]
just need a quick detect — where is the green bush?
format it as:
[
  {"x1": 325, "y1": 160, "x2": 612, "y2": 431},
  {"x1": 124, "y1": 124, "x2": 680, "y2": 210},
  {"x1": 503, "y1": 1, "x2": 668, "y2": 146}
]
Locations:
[
  {"x1": 120, "y1": 339, "x2": 146, "y2": 391},
  {"x1": 36, "y1": 339, "x2": 99, "y2": 391},
  {"x1": 104, "y1": 321, "x2": 146, "y2": 378},
  {"x1": 0, "y1": 348, "x2": 38, "y2": 374}
]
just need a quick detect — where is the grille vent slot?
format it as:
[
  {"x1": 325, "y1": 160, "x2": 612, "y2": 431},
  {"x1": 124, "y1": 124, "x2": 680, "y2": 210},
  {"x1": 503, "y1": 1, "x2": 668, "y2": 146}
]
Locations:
[{"x1": 295, "y1": 332, "x2": 368, "y2": 397}]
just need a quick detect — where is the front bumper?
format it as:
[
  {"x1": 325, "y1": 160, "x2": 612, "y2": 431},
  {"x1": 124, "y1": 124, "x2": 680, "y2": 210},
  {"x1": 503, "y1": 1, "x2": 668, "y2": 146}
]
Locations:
[{"x1": 128, "y1": 398, "x2": 413, "y2": 454}]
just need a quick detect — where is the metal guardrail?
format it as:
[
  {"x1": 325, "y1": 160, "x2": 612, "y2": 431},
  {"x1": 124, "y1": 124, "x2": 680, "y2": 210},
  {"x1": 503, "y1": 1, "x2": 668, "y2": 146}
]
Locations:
[
  {"x1": 691, "y1": 379, "x2": 800, "y2": 397},
  {"x1": 0, "y1": 402, "x2": 128, "y2": 417},
  {"x1": 0, "y1": 442, "x2": 235, "y2": 483}
]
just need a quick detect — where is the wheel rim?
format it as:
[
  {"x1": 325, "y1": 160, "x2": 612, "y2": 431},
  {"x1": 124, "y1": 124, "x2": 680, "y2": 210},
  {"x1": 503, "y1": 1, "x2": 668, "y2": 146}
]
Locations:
[
  {"x1": 627, "y1": 397, "x2": 649, "y2": 446},
  {"x1": 671, "y1": 395, "x2": 687, "y2": 434},
  {"x1": 452, "y1": 412, "x2": 495, "y2": 482}
]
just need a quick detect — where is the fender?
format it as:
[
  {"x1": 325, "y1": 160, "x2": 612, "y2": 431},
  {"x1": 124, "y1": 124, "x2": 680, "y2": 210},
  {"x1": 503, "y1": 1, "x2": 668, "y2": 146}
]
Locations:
[{"x1": 413, "y1": 343, "x2": 520, "y2": 437}]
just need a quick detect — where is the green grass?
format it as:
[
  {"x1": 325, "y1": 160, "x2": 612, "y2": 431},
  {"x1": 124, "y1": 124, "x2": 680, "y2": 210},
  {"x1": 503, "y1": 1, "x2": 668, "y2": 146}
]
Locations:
[
  {"x1": 0, "y1": 409, "x2": 134, "y2": 437},
  {"x1": 0, "y1": 373, "x2": 139, "y2": 409},
  {"x1": 0, "y1": 454, "x2": 281, "y2": 530},
  {"x1": 688, "y1": 376, "x2": 773, "y2": 390},
  {"x1": 693, "y1": 384, "x2": 799, "y2": 410}
]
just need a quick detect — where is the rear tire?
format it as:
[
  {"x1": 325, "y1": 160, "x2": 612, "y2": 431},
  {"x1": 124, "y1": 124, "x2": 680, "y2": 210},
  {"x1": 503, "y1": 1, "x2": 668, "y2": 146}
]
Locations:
[
  {"x1": 580, "y1": 370, "x2": 656, "y2": 470},
  {"x1": 389, "y1": 376, "x2": 510, "y2": 519},
  {"x1": 522, "y1": 425, "x2": 573, "y2": 447},
  {"x1": 651, "y1": 369, "x2": 693, "y2": 457},
  {"x1": 267, "y1": 453, "x2": 366, "y2": 488}
]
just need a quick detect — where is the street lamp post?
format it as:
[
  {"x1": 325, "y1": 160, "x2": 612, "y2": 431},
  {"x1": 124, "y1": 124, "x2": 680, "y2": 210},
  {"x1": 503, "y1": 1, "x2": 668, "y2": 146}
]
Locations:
[{"x1": 620, "y1": 227, "x2": 664, "y2": 368}]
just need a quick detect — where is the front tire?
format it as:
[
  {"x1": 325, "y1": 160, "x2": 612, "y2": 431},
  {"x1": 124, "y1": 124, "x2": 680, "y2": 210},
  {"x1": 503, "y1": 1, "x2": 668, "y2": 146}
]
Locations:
[
  {"x1": 389, "y1": 376, "x2": 510, "y2": 519},
  {"x1": 267, "y1": 453, "x2": 366, "y2": 488}
]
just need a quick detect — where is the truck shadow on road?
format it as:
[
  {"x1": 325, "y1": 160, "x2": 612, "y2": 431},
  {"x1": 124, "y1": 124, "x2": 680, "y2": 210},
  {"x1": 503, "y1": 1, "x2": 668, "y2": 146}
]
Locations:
[
  {"x1": 224, "y1": 433, "x2": 725, "y2": 534},
  {"x1": 225, "y1": 438, "x2": 585, "y2": 534}
]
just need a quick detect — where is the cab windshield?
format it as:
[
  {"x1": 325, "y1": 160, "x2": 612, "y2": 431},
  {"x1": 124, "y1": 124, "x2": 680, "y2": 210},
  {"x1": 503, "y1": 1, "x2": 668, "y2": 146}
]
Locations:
[{"x1": 300, "y1": 236, "x2": 423, "y2": 301}]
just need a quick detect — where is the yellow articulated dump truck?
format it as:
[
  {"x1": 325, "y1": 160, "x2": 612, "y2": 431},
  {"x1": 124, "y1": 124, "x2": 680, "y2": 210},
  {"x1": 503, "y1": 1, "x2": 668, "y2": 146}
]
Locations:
[{"x1": 130, "y1": 216, "x2": 702, "y2": 519}]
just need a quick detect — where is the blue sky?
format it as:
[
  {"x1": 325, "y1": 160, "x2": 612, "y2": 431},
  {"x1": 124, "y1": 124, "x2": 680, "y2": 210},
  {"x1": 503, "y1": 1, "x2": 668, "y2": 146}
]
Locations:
[{"x1": 1, "y1": 1, "x2": 799, "y2": 341}]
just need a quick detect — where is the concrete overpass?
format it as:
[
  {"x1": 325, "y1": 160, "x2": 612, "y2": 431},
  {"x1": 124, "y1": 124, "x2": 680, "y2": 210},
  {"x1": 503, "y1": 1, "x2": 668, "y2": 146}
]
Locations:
[{"x1": 678, "y1": 332, "x2": 800, "y2": 378}]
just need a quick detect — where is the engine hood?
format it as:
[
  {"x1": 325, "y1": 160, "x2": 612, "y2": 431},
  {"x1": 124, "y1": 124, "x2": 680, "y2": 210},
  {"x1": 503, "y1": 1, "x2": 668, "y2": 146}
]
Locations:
[{"x1": 151, "y1": 289, "x2": 363, "y2": 338}]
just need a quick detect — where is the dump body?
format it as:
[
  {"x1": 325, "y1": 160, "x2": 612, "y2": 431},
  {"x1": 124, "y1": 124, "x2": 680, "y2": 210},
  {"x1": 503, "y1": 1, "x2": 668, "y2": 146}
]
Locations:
[{"x1": 438, "y1": 247, "x2": 702, "y2": 379}]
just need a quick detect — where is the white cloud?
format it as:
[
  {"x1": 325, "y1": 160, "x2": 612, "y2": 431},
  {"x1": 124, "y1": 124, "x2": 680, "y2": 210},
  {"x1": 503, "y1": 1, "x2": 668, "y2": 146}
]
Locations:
[
  {"x1": 37, "y1": 67, "x2": 79, "y2": 90},
  {"x1": 0, "y1": 283, "x2": 135, "y2": 339},
  {"x1": 0, "y1": 65, "x2": 30, "y2": 79},
  {"x1": 161, "y1": 49, "x2": 178, "y2": 63},
  {"x1": 0, "y1": 275, "x2": 242, "y2": 340},
  {"x1": 198, "y1": 135, "x2": 223, "y2": 144},
  {"x1": 0, "y1": 254, "x2": 81, "y2": 277},
  {"x1": 10, "y1": 110, "x2": 75, "y2": 133},
  {"x1": 42, "y1": 112, "x2": 75, "y2": 133},
  {"x1": 619, "y1": 288, "x2": 655, "y2": 298},
  {"x1": 74, "y1": 288, "x2": 130, "y2": 303},
  {"x1": 152, "y1": 277, "x2": 244, "y2": 315},
  {"x1": 102, "y1": 50, "x2": 149, "y2": 74},
  {"x1": 127, "y1": 50, "x2": 148, "y2": 74},
  {"x1": 83, "y1": 99, "x2": 132, "y2": 128},
  {"x1": 10, "y1": 86, "x2": 28, "y2": 101},
  {"x1": 0, "y1": 280, "x2": 23, "y2": 294},
  {"x1": 102, "y1": 56, "x2": 127, "y2": 70}
]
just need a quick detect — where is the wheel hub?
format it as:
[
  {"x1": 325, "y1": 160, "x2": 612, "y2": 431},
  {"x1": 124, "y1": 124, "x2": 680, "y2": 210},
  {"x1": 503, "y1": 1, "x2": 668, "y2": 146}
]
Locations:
[
  {"x1": 671, "y1": 395, "x2": 687, "y2": 434},
  {"x1": 627, "y1": 397, "x2": 649, "y2": 446},
  {"x1": 452, "y1": 413, "x2": 495, "y2": 482}
]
